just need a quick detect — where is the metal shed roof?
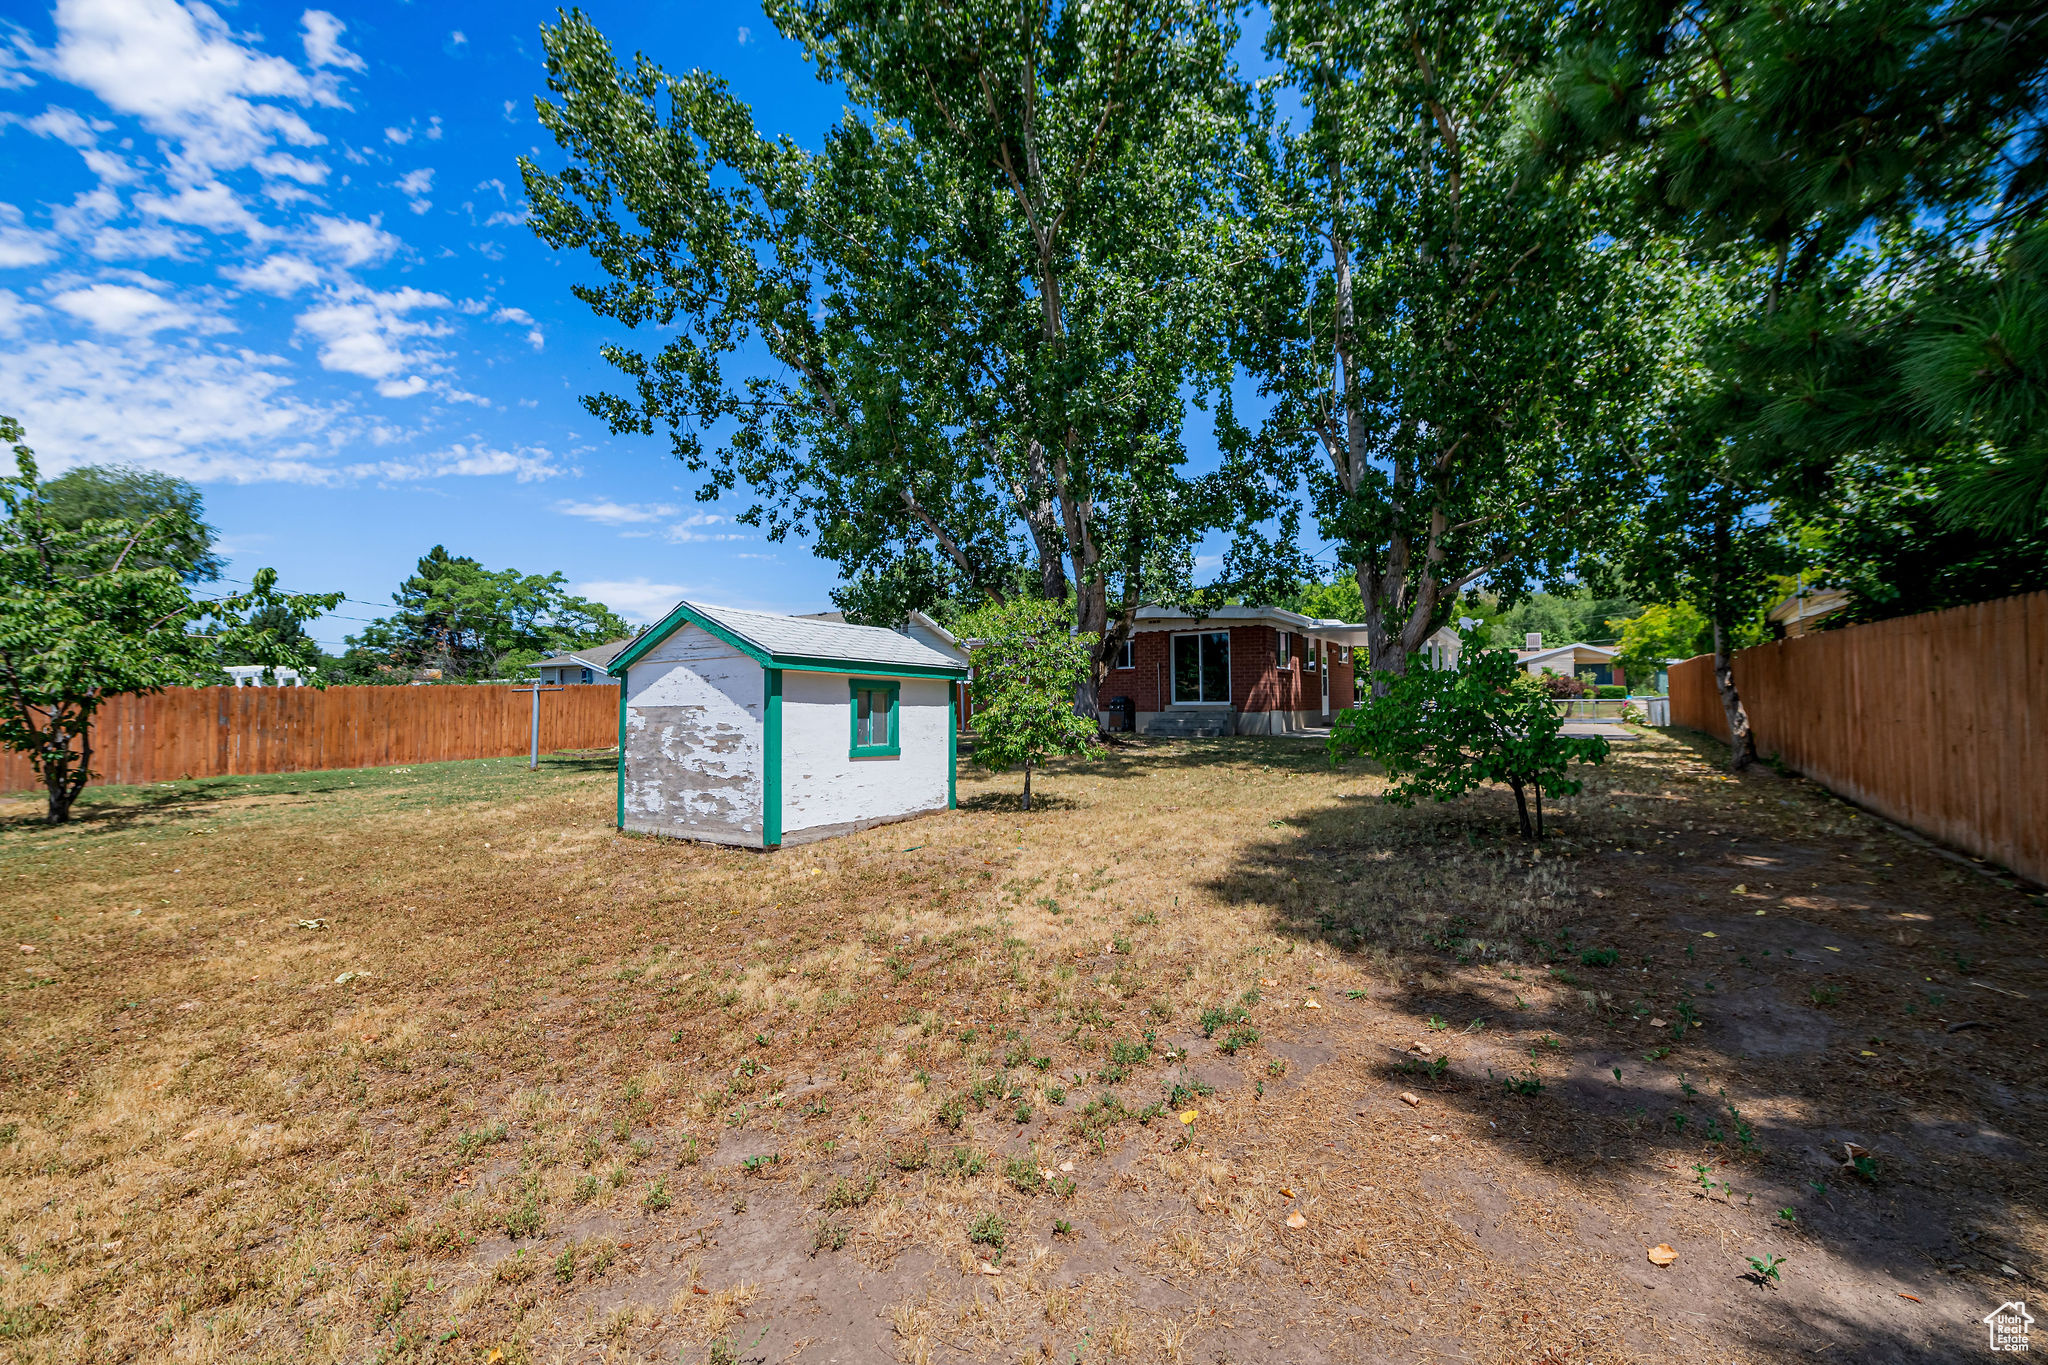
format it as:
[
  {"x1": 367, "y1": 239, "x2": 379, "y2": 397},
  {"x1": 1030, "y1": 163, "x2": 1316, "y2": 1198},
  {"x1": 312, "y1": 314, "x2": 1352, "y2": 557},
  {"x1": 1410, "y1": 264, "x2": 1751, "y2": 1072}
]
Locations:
[{"x1": 609, "y1": 600, "x2": 969, "y2": 679}]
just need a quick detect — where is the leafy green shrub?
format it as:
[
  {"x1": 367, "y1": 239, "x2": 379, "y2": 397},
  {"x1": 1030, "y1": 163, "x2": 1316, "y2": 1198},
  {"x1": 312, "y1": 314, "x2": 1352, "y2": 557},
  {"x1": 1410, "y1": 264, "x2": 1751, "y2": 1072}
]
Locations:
[{"x1": 1327, "y1": 635, "x2": 1609, "y2": 838}]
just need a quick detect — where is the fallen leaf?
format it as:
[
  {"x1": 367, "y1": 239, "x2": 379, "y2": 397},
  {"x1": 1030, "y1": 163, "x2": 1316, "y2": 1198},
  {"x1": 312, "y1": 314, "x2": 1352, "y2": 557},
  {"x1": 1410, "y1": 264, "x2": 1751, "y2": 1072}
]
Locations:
[
  {"x1": 1058, "y1": 1160, "x2": 1074, "y2": 1173},
  {"x1": 1648, "y1": 1017, "x2": 1668, "y2": 1028},
  {"x1": 977, "y1": 1260, "x2": 1001, "y2": 1276},
  {"x1": 1179, "y1": 1109, "x2": 1199, "y2": 1125},
  {"x1": 1286, "y1": 1212, "x2": 1308, "y2": 1229},
  {"x1": 1260, "y1": 978, "x2": 1277, "y2": 987},
  {"x1": 1304, "y1": 998, "x2": 1321, "y2": 1010},
  {"x1": 1825, "y1": 945, "x2": 1840, "y2": 952},
  {"x1": 485, "y1": 1350, "x2": 504, "y2": 1365},
  {"x1": 1898, "y1": 1293, "x2": 1921, "y2": 1303},
  {"x1": 691, "y1": 1284, "x2": 710, "y2": 1296},
  {"x1": 1700, "y1": 931, "x2": 1718, "y2": 938},
  {"x1": 1398, "y1": 1092, "x2": 1421, "y2": 1108},
  {"x1": 1039, "y1": 1167, "x2": 1055, "y2": 1180},
  {"x1": 1647, "y1": 1244, "x2": 1678, "y2": 1267},
  {"x1": 17, "y1": 945, "x2": 35, "y2": 954},
  {"x1": 1733, "y1": 884, "x2": 1747, "y2": 895},
  {"x1": 1279, "y1": 1187, "x2": 1294, "y2": 1198}
]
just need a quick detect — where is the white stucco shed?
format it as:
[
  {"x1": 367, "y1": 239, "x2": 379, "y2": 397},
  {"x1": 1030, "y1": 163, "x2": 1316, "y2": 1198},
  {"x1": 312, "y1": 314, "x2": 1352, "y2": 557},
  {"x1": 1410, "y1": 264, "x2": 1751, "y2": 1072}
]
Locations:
[{"x1": 607, "y1": 601, "x2": 970, "y2": 849}]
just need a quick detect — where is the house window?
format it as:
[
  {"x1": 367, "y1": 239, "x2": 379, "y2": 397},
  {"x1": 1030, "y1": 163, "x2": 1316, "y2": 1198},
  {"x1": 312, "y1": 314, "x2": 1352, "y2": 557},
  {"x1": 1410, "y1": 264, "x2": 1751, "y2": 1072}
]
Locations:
[
  {"x1": 1305, "y1": 641, "x2": 1319, "y2": 672},
  {"x1": 1115, "y1": 637, "x2": 1135, "y2": 669},
  {"x1": 579, "y1": 666, "x2": 593, "y2": 684},
  {"x1": 850, "y1": 680, "x2": 901, "y2": 757},
  {"x1": 1171, "y1": 632, "x2": 1231, "y2": 705},
  {"x1": 1274, "y1": 631, "x2": 1291, "y2": 668}
]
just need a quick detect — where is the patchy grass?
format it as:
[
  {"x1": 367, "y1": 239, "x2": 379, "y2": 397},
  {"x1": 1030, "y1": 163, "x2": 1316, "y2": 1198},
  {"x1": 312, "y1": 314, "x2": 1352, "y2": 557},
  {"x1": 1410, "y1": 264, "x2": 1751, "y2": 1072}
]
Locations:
[{"x1": 0, "y1": 733, "x2": 2040, "y2": 1363}]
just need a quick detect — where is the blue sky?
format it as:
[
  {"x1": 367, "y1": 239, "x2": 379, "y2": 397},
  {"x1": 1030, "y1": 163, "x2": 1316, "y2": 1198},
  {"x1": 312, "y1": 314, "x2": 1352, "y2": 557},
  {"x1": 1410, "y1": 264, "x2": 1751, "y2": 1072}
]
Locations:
[{"x1": 0, "y1": 0, "x2": 933, "y2": 648}]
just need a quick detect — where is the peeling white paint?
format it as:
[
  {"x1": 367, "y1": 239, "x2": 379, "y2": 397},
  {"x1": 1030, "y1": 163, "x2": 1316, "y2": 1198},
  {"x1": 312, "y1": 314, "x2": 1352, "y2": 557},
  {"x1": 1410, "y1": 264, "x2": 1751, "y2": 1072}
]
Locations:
[{"x1": 621, "y1": 626, "x2": 763, "y2": 844}]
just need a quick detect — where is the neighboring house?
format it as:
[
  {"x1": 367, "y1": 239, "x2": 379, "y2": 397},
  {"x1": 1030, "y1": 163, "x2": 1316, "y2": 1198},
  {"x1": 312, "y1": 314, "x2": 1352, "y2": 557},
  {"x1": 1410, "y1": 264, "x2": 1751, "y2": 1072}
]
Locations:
[
  {"x1": 1515, "y1": 634, "x2": 1629, "y2": 689},
  {"x1": 610, "y1": 601, "x2": 969, "y2": 849},
  {"x1": 223, "y1": 665, "x2": 304, "y2": 686},
  {"x1": 1768, "y1": 582, "x2": 1852, "y2": 638},
  {"x1": 535, "y1": 638, "x2": 633, "y2": 686},
  {"x1": 1099, "y1": 605, "x2": 1367, "y2": 736}
]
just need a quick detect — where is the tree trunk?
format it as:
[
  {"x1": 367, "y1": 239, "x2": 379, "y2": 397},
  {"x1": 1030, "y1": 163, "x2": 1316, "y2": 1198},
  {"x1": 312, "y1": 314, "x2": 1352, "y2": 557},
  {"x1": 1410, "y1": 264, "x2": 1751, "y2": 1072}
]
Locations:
[
  {"x1": 1022, "y1": 761, "x2": 1033, "y2": 812},
  {"x1": 1509, "y1": 778, "x2": 1532, "y2": 839},
  {"x1": 1711, "y1": 617, "x2": 1756, "y2": 771},
  {"x1": 44, "y1": 772, "x2": 75, "y2": 824},
  {"x1": 1533, "y1": 780, "x2": 1544, "y2": 839}
]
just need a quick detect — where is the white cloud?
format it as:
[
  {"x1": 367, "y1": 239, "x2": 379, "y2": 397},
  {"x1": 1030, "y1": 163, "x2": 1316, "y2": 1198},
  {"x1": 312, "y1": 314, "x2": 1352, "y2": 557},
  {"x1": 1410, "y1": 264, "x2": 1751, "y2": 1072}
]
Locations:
[
  {"x1": 293, "y1": 285, "x2": 450, "y2": 396},
  {"x1": 26, "y1": 105, "x2": 99, "y2": 148},
  {"x1": 556, "y1": 499, "x2": 680, "y2": 525},
  {"x1": 135, "y1": 180, "x2": 269, "y2": 237},
  {"x1": 572, "y1": 578, "x2": 689, "y2": 624},
  {"x1": 86, "y1": 223, "x2": 195, "y2": 260},
  {"x1": 0, "y1": 332, "x2": 342, "y2": 482},
  {"x1": 449, "y1": 30, "x2": 467, "y2": 45},
  {"x1": 737, "y1": 26, "x2": 752, "y2": 44},
  {"x1": 222, "y1": 251, "x2": 322, "y2": 295},
  {"x1": 482, "y1": 209, "x2": 526, "y2": 228},
  {"x1": 25, "y1": 106, "x2": 143, "y2": 185},
  {"x1": 253, "y1": 152, "x2": 330, "y2": 184},
  {"x1": 492, "y1": 304, "x2": 543, "y2": 349},
  {"x1": 309, "y1": 213, "x2": 397, "y2": 265},
  {"x1": 300, "y1": 10, "x2": 364, "y2": 72},
  {"x1": 663, "y1": 511, "x2": 747, "y2": 544},
  {"x1": 50, "y1": 279, "x2": 227, "y2": 336},
  {"x1": 347, "y1": 442, "x2": 568, "y2": 483},
  {"x1": 0, "y1": 289, "x2": 44, "y2": 337},
  {"x1": 395, "y1": 166, "x2": 433, "y2": 214},
  {"x1": 383, "y1": 124, "x2": 410, "y2": 145},
  {"x1": 0, "y1": 203, "x2": 57, "y2": 267},
  {"x1": 41, "y1": 0, "x2": 334, "y2": 174}
]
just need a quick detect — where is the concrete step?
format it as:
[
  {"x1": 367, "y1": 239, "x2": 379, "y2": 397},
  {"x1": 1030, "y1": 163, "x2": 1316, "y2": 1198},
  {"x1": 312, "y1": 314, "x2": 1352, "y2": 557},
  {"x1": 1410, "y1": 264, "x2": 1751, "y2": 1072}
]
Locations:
[{"x1": 1140, "y1": 709, "x2": 1233, "y2": 738}]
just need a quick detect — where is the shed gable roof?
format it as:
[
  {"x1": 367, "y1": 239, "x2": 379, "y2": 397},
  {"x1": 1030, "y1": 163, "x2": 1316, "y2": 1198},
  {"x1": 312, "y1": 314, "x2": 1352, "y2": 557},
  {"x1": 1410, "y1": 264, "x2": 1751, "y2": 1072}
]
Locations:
[{"x1": 610, "y1": 600, "x2": 969, "y2": 678}]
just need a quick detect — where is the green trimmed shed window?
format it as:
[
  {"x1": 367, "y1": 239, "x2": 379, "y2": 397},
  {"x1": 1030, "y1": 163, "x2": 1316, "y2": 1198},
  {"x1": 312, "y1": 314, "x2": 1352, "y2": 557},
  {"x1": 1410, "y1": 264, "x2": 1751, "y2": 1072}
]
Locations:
[{"x1": 850, "y1": 680, "x2": 900, "y2": 757}]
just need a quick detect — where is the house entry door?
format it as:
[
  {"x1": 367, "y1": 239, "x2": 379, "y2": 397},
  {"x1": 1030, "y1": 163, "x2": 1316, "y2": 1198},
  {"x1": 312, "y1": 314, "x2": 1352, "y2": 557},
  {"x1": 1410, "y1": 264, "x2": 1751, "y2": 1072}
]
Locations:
[{"x1": 1319, "y1": 646, "x2": 1330, "y2": 717}]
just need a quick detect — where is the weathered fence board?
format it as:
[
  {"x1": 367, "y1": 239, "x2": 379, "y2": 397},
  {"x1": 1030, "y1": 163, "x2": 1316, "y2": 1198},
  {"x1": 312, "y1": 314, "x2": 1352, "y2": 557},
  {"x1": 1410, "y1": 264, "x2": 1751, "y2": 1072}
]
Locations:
[
  {"x1": 0, "y1": 684, "x2": 621, "y2": 793},
  {"x1": 1667, "y1": 591, "x2": 2048, "y2": 885}
]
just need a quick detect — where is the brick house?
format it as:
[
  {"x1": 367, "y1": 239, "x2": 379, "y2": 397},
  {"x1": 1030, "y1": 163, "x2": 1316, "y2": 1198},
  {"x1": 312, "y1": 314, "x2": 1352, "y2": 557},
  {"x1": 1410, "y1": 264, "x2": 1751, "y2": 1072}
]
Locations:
[{"x1": 1102, "y1": 605, "x2": 1367, "y2": 736}]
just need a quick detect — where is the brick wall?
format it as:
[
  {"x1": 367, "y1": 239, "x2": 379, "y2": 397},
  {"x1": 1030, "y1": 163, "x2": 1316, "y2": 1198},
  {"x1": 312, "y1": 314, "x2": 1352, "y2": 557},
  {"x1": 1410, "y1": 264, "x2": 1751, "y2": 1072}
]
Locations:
[{"x1": 1098, "y1": 624, "x2": 1359, "y2": 715}]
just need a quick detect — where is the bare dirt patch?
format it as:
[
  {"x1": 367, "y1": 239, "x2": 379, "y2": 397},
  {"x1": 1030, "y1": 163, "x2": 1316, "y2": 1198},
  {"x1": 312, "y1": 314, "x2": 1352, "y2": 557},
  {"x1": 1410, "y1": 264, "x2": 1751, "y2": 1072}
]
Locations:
[{"x1": 0, "y1": 734, "x2": 2039, "y2": 1363}]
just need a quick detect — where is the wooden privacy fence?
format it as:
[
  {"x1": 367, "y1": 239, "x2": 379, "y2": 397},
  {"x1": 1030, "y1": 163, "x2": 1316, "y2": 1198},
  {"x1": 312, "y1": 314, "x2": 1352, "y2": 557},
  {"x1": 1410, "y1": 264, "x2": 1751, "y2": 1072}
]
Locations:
[
  {"x1": 1667, "y1": 591, "x2": 2048, "y2": 885},
  {"x1": 0, "y1": 684, "x2": 621, "y2": 792}
]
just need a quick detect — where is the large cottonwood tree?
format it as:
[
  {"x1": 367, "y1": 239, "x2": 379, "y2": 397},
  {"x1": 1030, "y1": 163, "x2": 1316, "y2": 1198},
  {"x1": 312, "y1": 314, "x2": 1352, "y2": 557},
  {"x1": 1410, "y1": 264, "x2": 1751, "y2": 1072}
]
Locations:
[
  {"x1": 1240, "y1": 0, "x2": 1654, "y2": 692},
  {"x1": 521, "y1": 2, "x2": 1279, "y2": 715}
]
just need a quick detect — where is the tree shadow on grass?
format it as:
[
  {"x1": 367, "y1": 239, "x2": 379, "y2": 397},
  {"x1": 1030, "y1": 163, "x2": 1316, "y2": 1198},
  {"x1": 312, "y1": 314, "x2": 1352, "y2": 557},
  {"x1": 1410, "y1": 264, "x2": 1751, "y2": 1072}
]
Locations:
[
  {"x1": 1205, "y1": 749, "x2": 2048, "y2": 1364},
  {"x1": 953, "y1": 790, "x2": 1085, "y2": 815}
]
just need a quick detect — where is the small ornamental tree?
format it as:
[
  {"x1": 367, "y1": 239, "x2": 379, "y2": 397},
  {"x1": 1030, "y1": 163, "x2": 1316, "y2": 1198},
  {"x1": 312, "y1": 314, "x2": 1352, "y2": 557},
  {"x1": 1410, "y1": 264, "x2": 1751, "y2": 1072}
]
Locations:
[
  {"x1": 0, "y1": 418, "x2": 341, "y2": 822},
  {"x1": 1327, "y1": 634, "x2": 1608, "y2": 838},
  {"x1": 959, "y1": 598, "x2": 1097, "y2": 812}
]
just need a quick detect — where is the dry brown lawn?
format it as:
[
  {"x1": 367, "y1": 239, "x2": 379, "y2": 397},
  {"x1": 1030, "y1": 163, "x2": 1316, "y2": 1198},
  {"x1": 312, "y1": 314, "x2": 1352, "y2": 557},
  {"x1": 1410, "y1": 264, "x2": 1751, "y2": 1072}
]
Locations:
[{"x1": 1, "y1": 730, "x2": 2041, "y2": 1364}]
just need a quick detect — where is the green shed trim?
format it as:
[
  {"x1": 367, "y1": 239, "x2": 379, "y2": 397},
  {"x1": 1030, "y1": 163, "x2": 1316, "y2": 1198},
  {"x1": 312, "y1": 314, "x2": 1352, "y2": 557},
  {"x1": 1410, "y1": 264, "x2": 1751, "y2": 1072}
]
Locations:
[
  {"x1": 947, "y1": 687, "x2": 958, "y2": 810},
  {"x1": 763, "y1": 668, "x2": 783, "y2": 848},
  {"x1": 614, "y1": 675, "x2": 627, "y2": 830}
]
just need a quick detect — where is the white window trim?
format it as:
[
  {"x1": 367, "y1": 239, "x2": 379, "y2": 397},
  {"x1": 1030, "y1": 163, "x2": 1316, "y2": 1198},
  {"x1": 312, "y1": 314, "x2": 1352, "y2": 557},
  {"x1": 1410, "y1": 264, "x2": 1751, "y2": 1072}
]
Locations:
[
  {"x1": 1114, "y1": 637, "x2": 1135, "y2": 669},
  {"x1": 1169, "y1": 629, "x2": 1234, "y2": 707},
  {"x1": 1275, "y1": 630, "x2": 1292, "y2": 668}
]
